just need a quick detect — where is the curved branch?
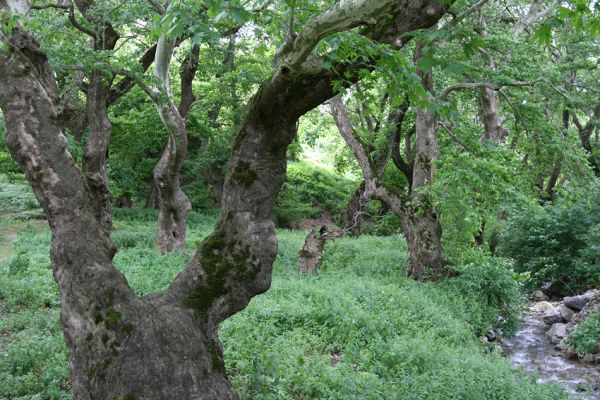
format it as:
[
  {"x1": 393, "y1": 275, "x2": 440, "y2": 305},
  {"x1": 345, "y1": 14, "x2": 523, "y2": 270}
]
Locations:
[{"x1": 439, "y1": 78, "x2": 543, "y2": 100}]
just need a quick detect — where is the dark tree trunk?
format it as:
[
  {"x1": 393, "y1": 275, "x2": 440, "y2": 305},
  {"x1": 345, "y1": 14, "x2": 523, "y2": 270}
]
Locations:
[
  {"x1": 345, "y1": 181, "x2": 366, "y2": 236},
  {"x1": 400, "y1": 103, "x2": 445, "y2": 279},
  {"x1": 83, "y1": 71, "x2": 114, "y2": 234},
  {"x1": 203, "y1": 165, "x2": 226, "y2": 205},
  {"x1": 299, "y1": 230, "x2": 327, "y2": 275},
  {"x1": 1, "y1": 0, "x2": 448, "y2": 397}
]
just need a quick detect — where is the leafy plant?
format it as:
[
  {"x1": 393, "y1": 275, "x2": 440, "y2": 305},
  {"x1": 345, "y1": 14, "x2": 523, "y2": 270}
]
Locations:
[
  {"x1": 274, "y1": 161, "x2": 354, "y2": 228},
  {"x1": 498, "y1": 188, "x2": 600, "y2": 296},
  {"x1": 566, "y1": 312, "x2": 600, "y2": 357}
]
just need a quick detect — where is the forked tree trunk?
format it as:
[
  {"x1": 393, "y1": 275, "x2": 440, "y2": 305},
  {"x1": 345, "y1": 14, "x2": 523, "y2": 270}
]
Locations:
[
  {"x1": 331, "y1": 94, "x2": 445, "y2": 280},
  {"x1": 1, "y1": 1, "x2": 448, "y2": 397}
]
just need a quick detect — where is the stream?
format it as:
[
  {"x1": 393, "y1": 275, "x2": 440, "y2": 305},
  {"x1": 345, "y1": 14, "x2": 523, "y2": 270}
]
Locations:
[{"x1": 502, "y1": 306, "x2": 600, "y2": 399}]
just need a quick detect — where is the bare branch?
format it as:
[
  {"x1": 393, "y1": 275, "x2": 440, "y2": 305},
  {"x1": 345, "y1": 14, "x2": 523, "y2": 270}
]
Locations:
[
  {"x1": 57, "y1": 62, "x2": 155, "y2": 99},
  {"x1": 68, "y1": 4, "x2": 97, "y2": 38},
  {"x1": 30, "y1": 3, "x2": 71, "y2": 10},
  {"x1": 439, "y1": 78, "x2": 543, "y2": 100},
  {"x1": 442, "y1": 0, "x2": 491, "y2": 29},
  {"x1": 513, "y1": 0, "x2": 559, "y2": 36}
]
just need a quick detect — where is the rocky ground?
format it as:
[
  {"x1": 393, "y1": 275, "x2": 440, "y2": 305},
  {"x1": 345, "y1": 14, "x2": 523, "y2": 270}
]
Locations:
[{"x1": 532, "y1": 289, "x2": 600, "y2": 364}]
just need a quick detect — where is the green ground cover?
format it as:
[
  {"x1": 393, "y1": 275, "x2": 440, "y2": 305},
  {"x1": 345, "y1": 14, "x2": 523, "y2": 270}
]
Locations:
[{"x1": 0, "y1": 181, "x2": 567, "y2": 399}]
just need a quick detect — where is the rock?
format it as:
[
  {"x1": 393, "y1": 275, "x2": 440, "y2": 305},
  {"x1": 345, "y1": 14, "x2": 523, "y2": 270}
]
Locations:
[
  {"x1": 547, "y1": 323, "x2": 567, "y2": 344},
  {"x1": 582, "y1": 353, "x2": 600, "y2": 365},
  {"x1": 554, "y1": 339, "x2": 570, "y2": 352},
  {"x1": 532, "y1": 290, "x2": 548, "y2": 301},
  {"x1": 583, "y1": 289, "x2": 599, "y2": 300},
  {"x1": 542, "y1": 309, "x2": 564, "y2": 325},
  {"x1": 533, "y1": 301, "x2": 555, "y2": 313},
  {"x1": 485, "y1": 330, "x2": 497, "y2": 342},
  {"x1": 558, "y1": 304, "x2": 574, "y2": 322},
  {"x1": 564, "y1": 295, "x2": 588, "y2": 311},
  {"x1": 495, "y1": 344, "x2": 504, "y2": 355}
]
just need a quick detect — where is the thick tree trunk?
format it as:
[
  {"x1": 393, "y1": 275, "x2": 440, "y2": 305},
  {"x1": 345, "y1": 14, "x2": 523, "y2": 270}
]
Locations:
[
  {"x1": 151, "y1": 28, "x2": 192, "y2": 252},
  {"x1": 0, "y1": 25, "x2": 228, "y2": 399},
  {"x1": 83, "y1": 71, "x2": 114, "y2": 234},
  {"x1": 1, "y1": 1, "x2": 448, "y2": 397},
  {"x1": 479, "y1": 86, "x2": 508, "y2": 144},
  {"x1": 403, "y1": 106, "x2": 445, "y2": 279}
]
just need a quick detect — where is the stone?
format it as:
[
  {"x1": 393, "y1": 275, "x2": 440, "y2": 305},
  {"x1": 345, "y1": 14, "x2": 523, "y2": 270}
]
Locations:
[
  {"x1": 564, "y1": 295, "x2": 588, "y2": 311},
  {"x1": 532, "y1": 290, "x2": 548, "y2": 301},
  {"x1": 554, "y1": 339, "x2": 570, "y2": 352},
  {"x1": 533, "y1": 301, "x2": 555, "y2": 313},
  {"x1": 558, "y1": 304, "x2": 574, "y2": 322},
  {"x1": 542, "y1": 309, "x2": 564, "y2": 325},
  {"x1": 547, "y1": 323, "x2": 567, "y2": 344},
  {"x1": 485, "y1": 330, "x2": 497, "y2": 342}
]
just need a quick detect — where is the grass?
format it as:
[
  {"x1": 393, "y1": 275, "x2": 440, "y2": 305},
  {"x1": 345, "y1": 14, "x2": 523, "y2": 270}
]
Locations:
[{"x1": 0, "y1": 180, "x2": 569, "y2": 399}]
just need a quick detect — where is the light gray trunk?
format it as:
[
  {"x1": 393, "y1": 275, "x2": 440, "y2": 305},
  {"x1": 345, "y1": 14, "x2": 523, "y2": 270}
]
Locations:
[{"x1": 151, "y1": 28, "x2": 191, "y2": 252}]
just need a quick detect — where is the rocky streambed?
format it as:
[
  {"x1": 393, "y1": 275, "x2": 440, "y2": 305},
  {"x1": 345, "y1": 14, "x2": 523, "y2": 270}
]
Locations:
[{"x1": 502, "y1": 290, "x2": 600, "y2": 399}]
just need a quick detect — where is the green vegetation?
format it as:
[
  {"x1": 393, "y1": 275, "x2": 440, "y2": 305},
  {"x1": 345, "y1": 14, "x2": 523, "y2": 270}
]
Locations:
[
  {"x1": 498, "y1": 187, "x2": 600, "y2": 296},
  {"x1": 0, "y1": 203, "x2": 566, "y2": 399},
  {"x1": 566, "y1": 312, "x2": 600, "y2": 358},
  {"x1": 274, "y1": 161, "x2": 355, "y2": 228}
]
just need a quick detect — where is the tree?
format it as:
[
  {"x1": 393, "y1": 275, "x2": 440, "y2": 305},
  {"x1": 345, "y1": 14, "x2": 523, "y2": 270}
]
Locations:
[{"x1": 0, "y1": 0, "x2": 449, "y2": 397}]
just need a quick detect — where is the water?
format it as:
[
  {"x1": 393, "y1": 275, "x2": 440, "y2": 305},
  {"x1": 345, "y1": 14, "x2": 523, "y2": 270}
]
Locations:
[{"x1": 502, "y1": 305, "x2": 600, "y2": 399}]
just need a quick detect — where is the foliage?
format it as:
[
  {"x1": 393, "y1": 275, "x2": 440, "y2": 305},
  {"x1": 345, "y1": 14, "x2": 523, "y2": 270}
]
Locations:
[
  {"x1": 0, "y1": 174, "x2": 42, "y2": 217},
  {"x1": 0, "y1": 212, "x2": 567, "y2": 400},
  {"x1": 566, "y1": 311, "x2": 600, "y2": 357},
  {"x1": 498, "y1": 188, "x2": 600, "y2": 296},
  {"x1": 444, "y1": 257, "x2": 524, "y2": 335},
  {"x1": 0, "y1": 118, "x2": 21, "y2": 176},
  {"x1": 273, "y1": 162, "x2": 355, "y2": 228}
]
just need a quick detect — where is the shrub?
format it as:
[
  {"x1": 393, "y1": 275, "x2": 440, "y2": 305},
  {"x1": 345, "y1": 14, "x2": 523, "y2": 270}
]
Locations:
[
  {"x1": 274, "y1": 162, "x2": 354, "y2": 228},
  {"x1": 498, "y1": 189, "x2": 600, "y2": 296},
  {"x1": 445, "y1": 258, "x2": 524, "y2": 335},
  {"x1": 566, "y1": 312, "x2": 600, "y2": 357}
]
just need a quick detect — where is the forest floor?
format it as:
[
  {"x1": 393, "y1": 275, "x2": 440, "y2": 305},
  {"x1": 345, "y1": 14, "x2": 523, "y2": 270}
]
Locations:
[{"x1": 0, "y1": 176, "x2": 573, "y2": 400}]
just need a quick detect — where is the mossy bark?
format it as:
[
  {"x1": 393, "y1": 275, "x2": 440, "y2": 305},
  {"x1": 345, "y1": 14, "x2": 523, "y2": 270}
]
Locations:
[{"x1": 0, "y1": 1, "x2": 449, "y2": 397}]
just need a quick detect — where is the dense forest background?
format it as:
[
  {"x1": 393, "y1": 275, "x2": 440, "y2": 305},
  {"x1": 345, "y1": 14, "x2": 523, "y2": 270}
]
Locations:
[{"x1": 0, "y1": 0, "x2": 599, "y2": 398}]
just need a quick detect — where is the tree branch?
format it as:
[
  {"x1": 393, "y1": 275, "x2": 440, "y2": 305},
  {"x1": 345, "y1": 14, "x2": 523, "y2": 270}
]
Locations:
[{"x1": 439, "y1": 78, "x2": 543, "y2": 100}]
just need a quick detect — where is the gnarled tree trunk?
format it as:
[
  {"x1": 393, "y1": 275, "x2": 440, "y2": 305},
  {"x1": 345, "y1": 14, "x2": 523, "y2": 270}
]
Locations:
[
  {"x1": 1, "y1": 0, "x2": 448, "y2": 397},
  {"x1": 151, "y1": 21, "x2": 192, "y2": 252},
  {"x1": 405, "y1": 103, "x2": 445, "y2": 280}
]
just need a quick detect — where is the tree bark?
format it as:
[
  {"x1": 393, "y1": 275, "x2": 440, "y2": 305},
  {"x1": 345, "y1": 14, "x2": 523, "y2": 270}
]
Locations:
[
  {"x1": 477, "y1": 13, "x2": 508, "y2": 145},
  {"x1": 331, "y1": 94, "x2": 445, "y2": 281},
  {"x1": 345, "y1": 181, "x2": 366, "y2": 236},
  {"x1": 1, "y1": 0, "x2": 449, "y2": 397},
  {"x1": 151, "y1": 17, "x2": 192, "y2": 252},
  {"x1": 83, "y1": 71, "x2": 114, "y2": 234},
  {"x1": 72, "y1": 0, "x2": 120, "y2": 235}
]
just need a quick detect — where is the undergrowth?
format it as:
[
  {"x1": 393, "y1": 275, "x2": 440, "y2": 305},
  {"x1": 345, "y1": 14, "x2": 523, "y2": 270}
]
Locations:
[{"x1": 0, "y1": 213, "x2": 568, "y2": 399}]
